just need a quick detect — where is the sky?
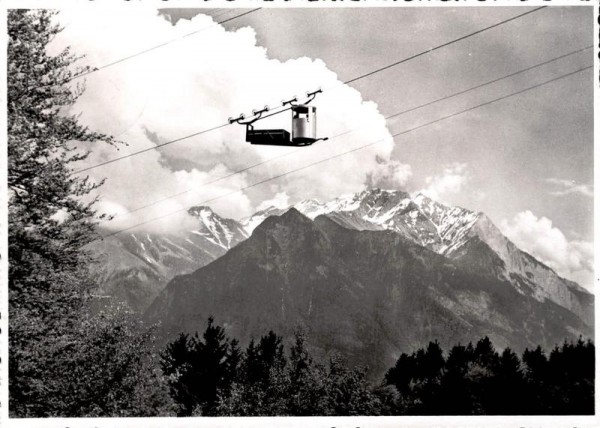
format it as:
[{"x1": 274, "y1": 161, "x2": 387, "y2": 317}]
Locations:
[{"x1": 48, "y1": 6, "x2": 594, "y2": 289}]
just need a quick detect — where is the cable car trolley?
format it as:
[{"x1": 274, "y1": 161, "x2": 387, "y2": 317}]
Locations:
[{"x1": 229, "y1": 89, "x2": 328, "y2": 147}]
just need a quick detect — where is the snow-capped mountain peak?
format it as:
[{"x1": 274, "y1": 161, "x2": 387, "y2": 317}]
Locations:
[
  {"x1": 188, "y1": 205, "x2": 248, "y2": 250},
  {"x1": 178, "y1": 188, "x2": 593, "y2": 327},
  {"x1": 92, "y1": 187, "x2": 592, "y2": 327},
  {"x1": 242, "y1": 188, "x2": 479, "y2": 254},
  {"x1": 240, "y1": 205, "x2": 288, "y2": 235}
]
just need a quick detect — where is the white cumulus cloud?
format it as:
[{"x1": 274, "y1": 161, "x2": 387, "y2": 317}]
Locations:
[
  {"x1": 256, "y1": 192, "x2": 290, "y2": 212},
  {"x1": 368, "y1": 157, "x2": 412, "y2": 189},
  {"x1": 420, "y1": 163, "x2": 469, "y2": 202},
  {"x1": 48, "y1": 9, "x2": 399, "y2": 234},
  {"x1": 500, "y1": 210, "x2": 594, "y2": 291}
]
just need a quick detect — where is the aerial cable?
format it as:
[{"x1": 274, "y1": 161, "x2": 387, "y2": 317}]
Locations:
[
  {"x1": 97, "y1": 64, "x2": 591, "y2": 240},
  {"x1": 67, "y1": 8, "x2": 262, "y2": 83},
  {"x1": 103, "y1": 46, "x2": 591, "y2": 221},
  {"x1": 108, "y1": 149, "x2": 299, "y2": 219},
  {"x1": 342, "y1": 6, "x2": 547, "y2": 85},
  {"x1": 96, "y1": 103, "x2": 310, "y2": 220},
  {"x1": 71, "y1": 101, "x2": 297, "y2": 175},
  {"x1": 383, "y1": 45, "x2": 592, "y2": 120},
  {"x1": 204, "y1": 9, "x2": 243, "y2": 21},
  {"x1": 72, "y1": 122, "x2": 230, "y2": 175},
  {"x1": 28, "y1": 8, "x2": 262, "y2": 95},
  {"x1": 71, "y1": 5, "x2": 550, "y2": 176}
]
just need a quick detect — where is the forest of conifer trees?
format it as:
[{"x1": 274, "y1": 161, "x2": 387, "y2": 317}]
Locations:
[{"x1": 161, "y1": 318, "x2": 595, "y2": 416}]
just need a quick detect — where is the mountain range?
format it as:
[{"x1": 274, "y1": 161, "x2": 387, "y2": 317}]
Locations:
[
  {"x1": 88, "y1": 188, "x2": 593, "y2": 377},
  {"x1": 86, "y1": 187, "x2": 593, "y2": 378}
]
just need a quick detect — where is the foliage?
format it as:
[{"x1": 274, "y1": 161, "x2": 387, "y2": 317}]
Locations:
[
  {"x1": 37, "y1": 301, "x2": 174, "y2": 416},
  {"x1": 163, "y1": 320, "x2": 595, "y2": 416},
  {"x1": 163, "y1": 323, "x2": 384, "y2": 416},
  {"x1": 384, "y1": 336, "x2": 594, "y2": 415},
  {"x1": 8, "y1": 10, "x2": 172, "y2": 417},
  {"x1": 534, "y1": 338, "x2": 594, "y2": 414},
  {"x1": 161, "y1": 317, "x2": 235, "y2": 416}
]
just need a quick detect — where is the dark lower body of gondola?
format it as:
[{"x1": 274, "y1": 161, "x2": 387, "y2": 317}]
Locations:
[{"x1": 246, "y1": 129, "x2": 325, "y2": 147}]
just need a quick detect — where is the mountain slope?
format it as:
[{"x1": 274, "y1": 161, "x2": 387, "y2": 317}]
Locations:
[
  {"x1": 145, "y1": 209, "x2": 592, "y2": 379},
  {"x1": 452, "y1": 214, "x2": 593, "y2": 325},
  {"x1": 245, "y1": 188, "x2": 592, "y2": 325},
  {"x1": 88, "y1": 206, "x2": 247, "y2": 311}
]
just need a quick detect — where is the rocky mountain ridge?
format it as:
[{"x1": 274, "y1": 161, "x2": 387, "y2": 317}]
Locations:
[
  {"x1": 91, "y1": 188, "x2": 592, "y2": 325},
  {"x1": 88, "y1": 206, "x2": 247, "y2": 311},
  {"x1": 145, "y1": 208, "x2": 592, "y2": 379},
  {"x1": 242, "y1": 188, "x2": 591, "y2": 323}
]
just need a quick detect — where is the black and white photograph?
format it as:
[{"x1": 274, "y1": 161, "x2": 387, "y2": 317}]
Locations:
[{"x1": 3, "y1": 1, "x2": 597, "y2": 426}]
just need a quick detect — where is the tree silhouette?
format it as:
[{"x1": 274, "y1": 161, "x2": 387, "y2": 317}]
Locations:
[
  {"x1": 437, "y1": 343, "x2": 475, "y2": 414},
  {"x1": 468, "y1": 337, "x2": 500, "y2": 414},
  {"x1": 161, "y1": 317, "x2": 238, "y2": 416},
  {"x1": 546, "y1": 338, "x2": 594, "y2": 414},
  {"x1": 195, "y1": 317, "x2": 231, "y2": 414},
  {"x1": 522, "y1": 345, "x2": 549, "y2": 414},
  {"x1": 163, "y1": 321, "x2": 594, "y2": 416},
  {"x1": 385, "y1": 337, "x2": 593, "y2": 415},
  {"x1": 161, "y1": 333, "x2": 200, "y2": 416},
  {"x1": 484, "y1": 347, "x2": 526, "y2": 414}
]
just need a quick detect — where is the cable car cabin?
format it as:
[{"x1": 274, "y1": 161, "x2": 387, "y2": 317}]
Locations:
[
  {"x1": 231, "y1": 89, "x2": 327, "y2": 147},
  {"x1": 246, "y1": 105, "x2": 322, "y2": 147}
]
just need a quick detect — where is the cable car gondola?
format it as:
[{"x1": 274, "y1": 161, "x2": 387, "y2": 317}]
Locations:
[{"x1": 229, "y1": 89, "x2": 328, "y2": 147}]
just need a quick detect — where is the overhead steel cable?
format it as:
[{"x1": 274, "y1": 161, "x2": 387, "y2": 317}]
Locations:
[
  {"x1": 29, "y1": 8, "x2": 262, "y2": 95},
  {"x1": 68, "y1": 8, "x2": 262, "y2": 82},
  {"x1": 71, "y1": 6, "x2": 549, "y2": 176},
  {"x1": 203, "y1": 9, "x2": 242, "y2": 21},
  {"x1": 93, "y1": 105, "x2": 309, "y2": 222},
  {"x1": 71, "y1": 101, "x2": 297, "y2": 175},
  {"x1": 384, "y1": 45, "x2": 593, "y2": 120},
  {"x1": 342, "y1": 6, "x2": 547, "y2": 85},
  {"x1": 97, "y1": 64, "x2": 591, "y2": 240},
  {"x1": 104, "y1": 45, "x2": 591, "y2": 221},
  {"x1": 72, "y1": 122, "x2": 230, "y2": 174},
  {"x1": 105, "y1": 150, "x2": 297, "y2": 219}
]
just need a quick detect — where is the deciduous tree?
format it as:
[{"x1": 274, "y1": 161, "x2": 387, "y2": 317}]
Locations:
[{"x1": 8, "y1": 10, "x2": 170, "y2": 416}]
